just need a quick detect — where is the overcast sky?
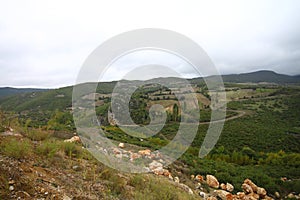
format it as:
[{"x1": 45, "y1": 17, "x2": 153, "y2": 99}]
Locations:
[{"x1": 0, "y1": 0, "x2": 300, "y2": 88}]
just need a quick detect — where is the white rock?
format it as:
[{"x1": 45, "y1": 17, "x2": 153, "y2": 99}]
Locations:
[{"x1": 9, "y1": 185, "x2": 14, "y2": 191}]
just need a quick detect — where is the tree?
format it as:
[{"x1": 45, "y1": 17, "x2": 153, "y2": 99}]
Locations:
[{"x1": 173, "y1": 104, "x2": 179, "y2": 122}]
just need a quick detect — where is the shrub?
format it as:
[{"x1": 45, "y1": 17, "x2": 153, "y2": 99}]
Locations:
[{"x1": 0, "y1": 137, "x2": 32, "y2": 159}]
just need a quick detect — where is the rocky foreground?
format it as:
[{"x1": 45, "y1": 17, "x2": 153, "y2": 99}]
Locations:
[{"x1": 1, "y1": 134, "x2": 299, "y2": 199}]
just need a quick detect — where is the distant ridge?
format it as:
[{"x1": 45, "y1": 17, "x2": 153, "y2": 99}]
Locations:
[
  {"x1": 221, "y1": 70, "x2": 300, "y2": 84},
  {"x1": 0, "y1": 87, "x2": 46, "y2": 98}
]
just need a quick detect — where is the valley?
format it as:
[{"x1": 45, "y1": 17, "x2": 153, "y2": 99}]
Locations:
[{"x1": 0, "y1": 71, "x2": 300, "y2": 199}]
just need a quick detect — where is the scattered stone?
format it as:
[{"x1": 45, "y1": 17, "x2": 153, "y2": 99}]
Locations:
[
  {"x1": 191, "y1": 175, "x2": 195, "y2": 180},
  {"x1": 206, "y1": 175, "x2": 219, "y2": 189},
  {"x1": 275, "y1": 192, "x2": 280, "y2": 198},
  {"x1": 8, "y1": 180, "x2": 15, "y2": 185},
  {"x1": 118, "y1": 143, "x2": 125, "y2": 148},
  {"x1": 174, "y1": 177, "x2": 180, "y2": 183}
]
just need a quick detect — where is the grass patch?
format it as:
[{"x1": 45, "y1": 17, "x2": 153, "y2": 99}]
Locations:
[
  {"x1": 129, "y1": 175, "x2": 197, "y2": 200},
  {"x1": 26, "y1": 128, "x2": 50, "y2": 141}
]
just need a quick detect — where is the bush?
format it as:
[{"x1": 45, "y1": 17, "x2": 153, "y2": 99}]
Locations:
[
  {"x1": 0, "y1": 137, "x2": 32, "y2": 159},
  {"x1": 60, "y1": 141, "x2": 83, "y2": 158},
  {"x1": 36, "y1": 139, "x2": 61, "y2": 158}
]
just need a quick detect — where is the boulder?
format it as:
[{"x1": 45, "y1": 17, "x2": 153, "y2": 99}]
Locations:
[
  {"x1": 242, "y1": 183, "x2": 253, "y2": 194},
  {"x1": 195, "y1": 175, "x2": 204, "y2": 182},
  {"x1": 220, "y1": 183, "x2": 227, "y2": 190},
  {"x1": 226, "y1": 193, "x2": 234, "y2": 200},
  {"x1": 226, "y1": 183, "x2": 234, "y2": 192},
  {"x1": 250, "y1": 193, "x2": 260, "y2": 199},
  {"x1": 237, "y1": 192, "x2": 246, "y2": 199},
  {"x1": 206, "y1": 175, "x2": 219, "y2": 188},
  {"x1": 244, "y1": 194, "x2": 258, "y2": 200},
  {"x1": 214, "y1": 189, "x2": 230, "y2": 200},
  {"x1": 257, "y1": 187, "x2": 267, "y2": 198},
  {"x1": 244, "y1": 179, "x2": 258, "y2": 192}
]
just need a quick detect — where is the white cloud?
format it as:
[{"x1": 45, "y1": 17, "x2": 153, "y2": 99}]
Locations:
[{"x1": 0, "y1": 0, "x2": 299, "y2": 88}]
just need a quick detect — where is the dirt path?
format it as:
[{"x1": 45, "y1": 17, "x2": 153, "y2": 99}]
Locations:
[{"x1": 199, "y1": 110, "x2": 246, "y2": 125}]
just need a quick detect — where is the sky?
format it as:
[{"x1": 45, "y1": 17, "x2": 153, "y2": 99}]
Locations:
[{"x1": 0, "y1": 0, "x2": 300, "y2": 88}]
